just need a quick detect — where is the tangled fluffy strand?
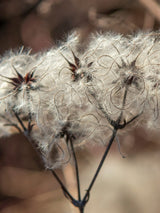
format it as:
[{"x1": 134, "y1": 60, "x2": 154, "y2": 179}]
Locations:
[{"x1": 0, "y1": 31, "x2": 160, "y2": 168}]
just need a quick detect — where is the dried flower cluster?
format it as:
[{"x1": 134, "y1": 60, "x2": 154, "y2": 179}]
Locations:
[{"x1": 0, "y1": 31, "x2": 160, "y2": 168}]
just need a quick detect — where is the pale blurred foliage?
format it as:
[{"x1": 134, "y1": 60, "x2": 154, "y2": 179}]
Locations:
[
  {"x1": 85, "y1": 152, "x2": 160, "y2": 213},
  {"x1": 0, "y1": 167, "x2": 69, "y2": 213},
  {"x1": 1, "y1": 142, "x2": 160, "y2": 213}
]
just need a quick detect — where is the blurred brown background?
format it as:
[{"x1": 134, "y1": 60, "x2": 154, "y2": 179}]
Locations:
[{"x1": 1, "y1": 0, "x2": 160, "y2": 212}]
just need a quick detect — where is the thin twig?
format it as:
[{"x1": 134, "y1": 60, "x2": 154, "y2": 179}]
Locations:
[
  {"x1": 69, "y1": 137, "x2": 81, "y2": 202},
  {"x1": 13, "y1": 110, "x2": 27, "y2": 132},
  {"x1": 12, "y1": 109, "x2": 42, "y2": 159},
  {"x1": 0, "y1": 114, "x2": 22, "y2": 133},
  {"x1": 4, "y1": 123, "x2": 22, "y2": 133},
  {"x1": 82, "y1": 128, "x2": 117, "y2": 206},
  {"x1": 51, "y1": 170, "x2": 76, "y2": 203}
]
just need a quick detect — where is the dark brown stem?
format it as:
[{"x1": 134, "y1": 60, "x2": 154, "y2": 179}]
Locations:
[
  {"x1": 69, "y1": 138, "x2": 81, "y2": 201},
  {"x1": 81, "y1": 129, "x2": 117, "y2": 206}
]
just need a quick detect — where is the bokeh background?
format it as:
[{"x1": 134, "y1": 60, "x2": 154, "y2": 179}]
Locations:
[{"x1": 1, "y1": 0, "x2": 160, "y2": 212}]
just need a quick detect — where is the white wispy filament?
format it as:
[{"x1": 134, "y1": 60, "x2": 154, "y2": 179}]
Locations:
[{"x1": 0, "y1": 31, "x2": 160, "y2": 168}]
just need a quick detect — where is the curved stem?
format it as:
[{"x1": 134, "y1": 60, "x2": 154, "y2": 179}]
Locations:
[
  {"x1": 82, "y1": 129, "x2": 117, "y2": 205},
  {"x1": 70, "y1": 138, "x2": 81, "y2": 202},
  {"x1": 51, "y1": 170, "x2": 75, "y2": 202}
]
